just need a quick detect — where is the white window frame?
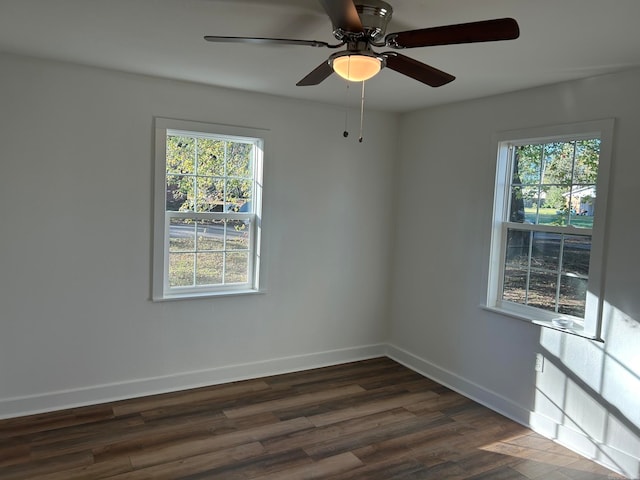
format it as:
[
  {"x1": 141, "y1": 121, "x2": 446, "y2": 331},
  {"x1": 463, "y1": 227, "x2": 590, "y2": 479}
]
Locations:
[
  {"x1": 152, "y1": 118, "x2": 267, "y2": 301},
  {"x1": 485, "y1": 119, "x2": 614, "y2": 340}
]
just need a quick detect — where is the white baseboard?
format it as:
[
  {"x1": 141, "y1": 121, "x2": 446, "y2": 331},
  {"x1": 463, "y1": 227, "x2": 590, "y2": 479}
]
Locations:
[
  {"x1": 0, "y1": 343, "x2": 386, "y2": 420},
  {"x1": 385, "y1": 343, "x2": 639, "y2": 480}
]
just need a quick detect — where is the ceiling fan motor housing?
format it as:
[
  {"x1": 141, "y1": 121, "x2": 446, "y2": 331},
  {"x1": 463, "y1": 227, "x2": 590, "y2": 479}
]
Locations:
[{"x1": 333, "y1": 0, "x2": 393, "y2": 40}]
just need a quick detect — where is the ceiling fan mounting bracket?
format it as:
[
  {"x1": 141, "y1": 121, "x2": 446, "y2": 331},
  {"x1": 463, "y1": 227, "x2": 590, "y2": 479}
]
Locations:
[
  {"x1": 332, "y1": 0, "x2": 393, "y2": 41},
  {"x1": 344, "y1": 39, "x2": 374, "y2": 53},
  {"x1": 383, "y1": 33, "x2": 401, "y2": 48}
]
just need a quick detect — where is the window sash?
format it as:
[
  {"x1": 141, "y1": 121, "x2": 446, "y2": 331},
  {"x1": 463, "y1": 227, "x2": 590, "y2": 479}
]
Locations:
[
  {"x1": 496, "y1": 223, "x2": 593, "y2": 319},
  {"x1": 164, "y1": 212, "x2": 257, "y2": 296}
]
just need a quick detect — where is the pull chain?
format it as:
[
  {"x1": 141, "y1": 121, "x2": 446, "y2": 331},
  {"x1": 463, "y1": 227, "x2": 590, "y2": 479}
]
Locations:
[
  {"x1": 343, "y1": 81, "x2": 350, "y2": 137},
  {"x1": 358, "y1": 80, "x2": 365, "y2": 143}
]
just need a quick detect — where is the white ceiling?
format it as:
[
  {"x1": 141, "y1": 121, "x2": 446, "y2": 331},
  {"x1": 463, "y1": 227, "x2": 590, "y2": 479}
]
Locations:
[{"x1": 1, "y1": 0, "x2": 640, "y2": 112}]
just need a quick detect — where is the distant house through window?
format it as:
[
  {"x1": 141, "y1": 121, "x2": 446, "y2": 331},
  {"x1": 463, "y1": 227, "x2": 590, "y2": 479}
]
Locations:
[
  {"x1": 153, "y1": 118, "x2": 266, "y2": 300},
  {"x1": 486, "y1": 120, "x2": 614, "y2": 339}
]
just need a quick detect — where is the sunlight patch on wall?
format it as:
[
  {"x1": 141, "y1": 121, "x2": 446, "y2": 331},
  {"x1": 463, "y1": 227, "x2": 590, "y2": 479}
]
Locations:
[{"x1": 531, "y1": 303, "x2": 640, "y2": 477}]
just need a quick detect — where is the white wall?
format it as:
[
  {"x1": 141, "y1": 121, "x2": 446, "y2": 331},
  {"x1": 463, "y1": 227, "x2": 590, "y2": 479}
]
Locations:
[
  {"x1": 0, "y1": 53, "x2": 397, "y2": 417},
  {"x1": 389, "y1": 69, "x2": 640, "y2": 478}
]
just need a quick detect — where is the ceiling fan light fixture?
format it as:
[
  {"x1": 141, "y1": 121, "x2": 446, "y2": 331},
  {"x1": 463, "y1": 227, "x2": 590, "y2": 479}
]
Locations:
[{"x1": 331, "y1": 52, "x2": 382, "y2": 82}]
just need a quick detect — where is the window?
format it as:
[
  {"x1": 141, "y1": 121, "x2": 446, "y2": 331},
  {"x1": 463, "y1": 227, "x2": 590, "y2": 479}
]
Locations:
[
  {"x1": 153, "y1": 119, "x2": 266, "y2": 300},
  {"x1": 486, "y1": 120, "x2": 614, "y2": 339}
]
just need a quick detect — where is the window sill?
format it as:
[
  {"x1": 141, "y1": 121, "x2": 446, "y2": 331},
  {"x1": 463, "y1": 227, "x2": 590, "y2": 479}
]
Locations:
[
  {"x1": 152, "y1": 289, "x2": 265, "y2": 302},
  {"x1": 481, "y1": 305, "x2": 603, "y2": 342}
]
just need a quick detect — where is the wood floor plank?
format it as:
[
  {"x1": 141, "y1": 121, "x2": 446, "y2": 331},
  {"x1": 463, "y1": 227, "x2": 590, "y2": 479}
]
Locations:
[
  {"x1": 0, "y1": 440, "x2": 30, "y2": 468},
  {"x1": 261, "y1": 357, "x2": 398, "y2": 390},
  {"x1": 223, "y1": 384, "x2": 365, "y2": 419},
  {"x1": 128, "y1": 417, "x2": 312, "y2": 469},
  {"x1": 262, "y1": 408, "x2": 418, "y2": 456},
  {"x1": 23, "y1": 414, "x2": 145, "y2": 452},
  {"x1": 468, "y1": 465, "x2": 530, "y2": 479},
  {"x1": 0, "y1": 357, "x2": 625, "y2": 480},
  {"x1": 304, "y1": 411, "x2": 455, "y2": 459},
  {"x1": 248, "y1": 452, "x2": 363, "y2": 480},
  {"x1": 0, "y1": 451, "x2": 94, "y2": 480},
  {"x1": 308, "y1": 390, "x2": 438, "y2": 427},
  {"x1": 179, "y1": 448, "x2": 313, "y2": 480},
  {"x1": 111, "y1": 442, "x2": 264, "y2": 480},
  {"x1": 28, "y1": 455, "x2": 134, "y2": 480},
  {"x1": 28, "y1": 413, "x2": 217, "y2": 461},
  {"x1": 0, "y1": 405, "x2": 114, "y2": 439},
  {"x1": 112, "y1": 380, "x2": 271, "y2": 417},
  {"x1": 329, "y1": 455, "x2": 429, "y2": 480},
  {"x1": 512, "y1": 458, "x2": 569, "y2": 479}
]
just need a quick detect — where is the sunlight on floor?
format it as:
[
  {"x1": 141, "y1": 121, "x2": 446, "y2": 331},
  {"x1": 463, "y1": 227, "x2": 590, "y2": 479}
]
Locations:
[{"x1": 480, "y1": 432, "x2": 626, "y2": 479}]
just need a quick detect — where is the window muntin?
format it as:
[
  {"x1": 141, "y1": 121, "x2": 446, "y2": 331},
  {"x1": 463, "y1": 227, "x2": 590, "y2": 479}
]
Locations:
[
  {"x1": 153, "y1": 119, "x2": 265, "y2": 300},
  {"x1": 487, "y1": 120, "x2": 614, "y2": 339}
]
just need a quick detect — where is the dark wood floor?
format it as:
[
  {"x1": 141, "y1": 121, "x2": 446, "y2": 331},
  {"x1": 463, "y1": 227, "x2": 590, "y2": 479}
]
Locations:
[{"x1": 0, "y1": 357, "x2": 624, "y2": 479}]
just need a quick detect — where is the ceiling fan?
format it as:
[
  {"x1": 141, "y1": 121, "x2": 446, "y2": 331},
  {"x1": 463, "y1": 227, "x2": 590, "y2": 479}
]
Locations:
[{"x1": 204, "y1": 0, "x2": 520, "y2": 88}]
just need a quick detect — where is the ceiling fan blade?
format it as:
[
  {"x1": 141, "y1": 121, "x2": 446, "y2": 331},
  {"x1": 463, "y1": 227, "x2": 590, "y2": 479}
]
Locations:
[
  {"x1": 318, "y1": 0, "x2": 364, "y2": 32},
  {"x1": 386, "y1": 18, "x2": 519, "y2": 49},
  {"x1": 204, "y1": 35, "x2": 334, "y2": 48},
  {"x1": 383, "y1": 52, "x2": 455, "y2": 87},
  {"x1": 297, "y1": 60, "x2": 334, "y2": 86}
]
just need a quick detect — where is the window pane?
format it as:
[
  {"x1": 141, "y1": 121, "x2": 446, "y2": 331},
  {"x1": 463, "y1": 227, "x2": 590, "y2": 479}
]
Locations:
[
  {"x1": 166, "y1": 175, "x2": 194, "y2": 212},
  {"x1": 531, "y1": 231, "x2": 561, "y2": 274},
  {"x1": 562, "y1": 235, "x2": 591, "y2": 277},
  {"x1": 225, "y1": 252, "x2": 249, "y2": 283},
  {"x1": 559, "y1": 275, "x2": 587, "y2": 317},
  {"x1": 196, "y1": 253, "x2": 223, "y2": 285},
  {"x1": 196, "y1": 177, "x2": 224, "y2": 212},
  {"x1": 509, "y1": 186, "x2": 526, "y2": 223},
  {"x1": 169, "y1": 218, "x2": 195, "y2": 252},
  {"x1": 567, "y1": 185, "x2": 595, "y2": 228},
  {"x1": 573, "y1": 139, "x2": 599, "y2": 184},
  {"x1": 515, "y1": 186, "x2": 542, "y2": 224},
  {"x1": 226, "y1": 220, "x2": 250, "y2": 250},
  {"x1": 505, "y1": 229, "x2": 531, "y2": 266},
  {"x1": 503, "y1": 229, "x2": 530, "y2": 306},
  {"x1": 225, "y1": 179, "x2": 252, "y2": 212},
  {"x1": 227, "y1": 142, "x2": 253, "y2": 178},
  {"x1": 502, "y1": 267, "x2": 527, "y2": 304},
  {"x1": 522, "y1": 186, "x2": 540, "y2": 222},
  {"x1": 197, "y1": 138, "x2": 225, "y2": 177},
  {"x1": 166, "y1": 136, "x2": 195, "y2": 174},
  {"x1": 197, "y1": 220, "x2": 224, "y2": 251},
  {"x1": 537, "y1": 186, "x2": 569, "y2": 226},
  {"x1": 169, "y1": 253, "x2": 194, "y2": 287},
  {"x1": 527, "y1": 272, "x2": 557, "y2": 312},
  {"x1": 542, "y1": 142, "x2": 574, "y2": 185},
  {"x1": 514, "y1": 145, "x2": 542, "y2": 185}
]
